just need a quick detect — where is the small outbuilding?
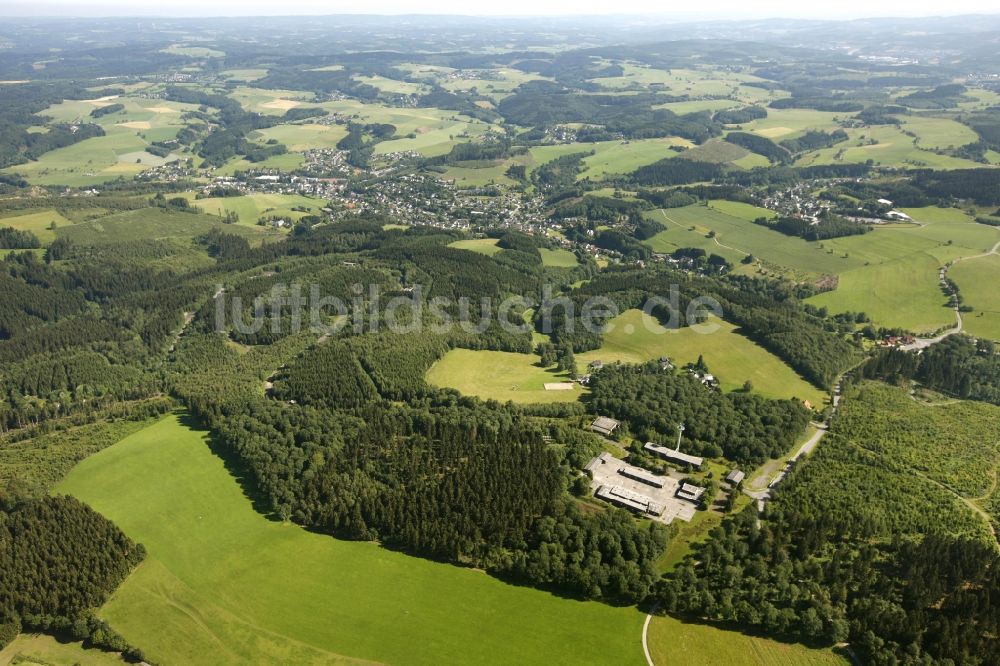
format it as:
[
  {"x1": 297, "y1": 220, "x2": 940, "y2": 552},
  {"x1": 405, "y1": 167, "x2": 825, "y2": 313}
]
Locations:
[{"x1": 591, "y1": 416, "x2": 620, "y2": 436}]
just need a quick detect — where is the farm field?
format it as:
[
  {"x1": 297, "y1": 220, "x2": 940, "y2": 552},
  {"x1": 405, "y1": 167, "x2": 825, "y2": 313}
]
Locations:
[
  {"x1": 353, "y1": 74, "x2": 428, "y2": 95},
  {"x1": 654, "y1": 99, "x2": 740, "y2": 114},
  {"x1": 807, "y1": 206, "x2": 1000, "y2": 331},
  {"x1": 426, "y1": 349, "x2": 583, "y2": 403},
  {"x1": 808, "y1": 253, "x2": 951, "y2": 333},
  {"x1": 0, "y1": 633, "x2": 127, "y2": 666},
  {"x1": 902, "y1": 116, "x2": 979, "y2": 149},
  {"x1": 795, "y1": 124, "x2": 985, "y2": 170},
  {"x1": 0, "y1": 209, "x2": 74, "y2": 243},
  {"x1": 527, "y1": 139, "x2": 693, "y2": 179},
  {"x1": 447, "y1": 238, "x2": 502, "y2": 255},
  {"x1": 179, "y1": 192, "x2": 324, "y2": 226},
  {"x1": 309, "y1": 101, "x2": 497, "y2": 157},
  {"x1": 229, "y1": 87, "x2": 316, "y2": 114},
  {"x1": 576, "y1": 309, "x2": 826, "y2": 405},
  {"x1": 644, "y1": 203, "x2": 857, "y2": 278},
  {"x1": 57, "y1": 415, "x2": 647, "y2": 665},
  {"x1": 738, "y1": 109, "x2": 842, "y2": 140},
  {"x1": 539, "y1": 247, "x2": 578, "y2": 267},
  {"x1": 216, "y1": 152, "x2": 305, "y2": 176},
  {"x1": 55, "y1": 208, "x2": 278, "y2": 245},
  {"x1": 646, "y1": 615, "x2": 848, "y2": 666},
  {"x1": 1, "y1": 127, "x2": 166, "y2": 186},
  {"x1": 439, "y1": 163, "x2": 516, "y2": 187},
  {"x1": 950, "y1": 254, "x2": 1000, "y2": 340},
  {"x1": 252, "y1": 123, "x2": 349, "y2": 151},
  {"x1": 578, "y1": 138, "x2": 694, "y2": 179}
]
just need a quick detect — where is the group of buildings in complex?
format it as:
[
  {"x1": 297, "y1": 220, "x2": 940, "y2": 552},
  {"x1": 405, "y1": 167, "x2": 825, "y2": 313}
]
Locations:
[{"x1": 586, "y1": 416, "x2": 745, "y2": 523}]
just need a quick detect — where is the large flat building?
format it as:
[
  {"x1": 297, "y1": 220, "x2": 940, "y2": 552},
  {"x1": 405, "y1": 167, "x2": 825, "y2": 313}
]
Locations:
[
  {"x1": 595, "y1": 485, "x2": 665, "y2": 516},
  {"x1": 644, "y1": 442, "x2": 704, "y2": 468}
]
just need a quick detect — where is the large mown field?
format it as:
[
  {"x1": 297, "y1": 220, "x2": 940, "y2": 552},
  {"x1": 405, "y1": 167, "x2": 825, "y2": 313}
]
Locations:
[
  {"x1": 57, "y1": 415, "x2": 647, "y2": 666},
  {"x1": 577, "y1": 310, "x2": 826, "y2": 405},
  {"x1": 646, "y1": 615, "x2": 848, "y2": 666}
]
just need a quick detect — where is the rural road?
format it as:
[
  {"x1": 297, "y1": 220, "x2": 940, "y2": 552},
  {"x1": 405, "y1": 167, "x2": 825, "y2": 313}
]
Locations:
[{"x1": 642, "y1": 604, "x2": 659, "y2": 666}]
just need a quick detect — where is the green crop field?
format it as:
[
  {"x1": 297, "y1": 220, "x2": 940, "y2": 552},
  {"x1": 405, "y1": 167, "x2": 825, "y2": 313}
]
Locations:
[
  {"x1": 426, "y1": 349, "x2": 583, "y2": 403},
  {"x1": 179, "y1": 192, "x2": 323, "y2": 226},
  {"x1": 578, "y1": 138, "x2": 694, "y2": 179},
  {"x1": 439, "y1": 163, "x2": 517, "y2": 187},
  {"x1": 738, "y1": 109, "x2": 842, "y2": 140},
  {"x1": 645, "y1": 202, "x2": 999, "y2": 333},
  {"x1": 576, "y1": 310, "x2": 826, "y2": 404},
  {"x1": 539, "y1": 247, "x2": 578, "y2": 267},
  {"x1": 222, "y1": 68, "x2": 269, "y2": 82},
  {"x1": 252, "y1": 123, "x2": 349, "y2": 151},
  {"x1": 902, "y1": 116, "x2": 979, "y2": 149},
  {"x1": 57, "y1": 415, "x2": 646, "y2": 665},
  {"x1": 0, "y1": 209, "x2": 73, "y2": 243},
  {"x1": 447, "y1": 238, "x2": 503, "y2": 255},
  {"x1": 647, "y1": 615, "x2": 848, "y2": 666},
  {"x1": 644, "y1": 204, "x2": 857, "y2": 278},
  {"x1": 795, "y1": 124, "x2": 985, "y2": 170},
  {"x1": 56, "y1": 208, "x2": 277, "y2": 245},
  {"x1": 161, "y1": 44, "x2": 225, "y2": 57},
  {"x1": 675, "y1": 140, "x2": 749, "y2": 164},
  {"x1": 353, "y1": 74, "x2": 429, "y2": 95},
  {"x1": 217, "y1": 152, "x2": 306, "y2": 176},
  {"x1": 808, "y1": 253, "x2": 952, "y2": 333},
  {"x1": 654, "y1": 99, "x2": 741, "y2": 114},
  {"x1": 806, "y1": 206, "x2": 1000, "y2": 332},
  {"x1": 950, "y1": 254, "x2": 1000, "y2": 340},
  {"x1": 0, "y1": 633, "x2": 127, "y2": 666}
]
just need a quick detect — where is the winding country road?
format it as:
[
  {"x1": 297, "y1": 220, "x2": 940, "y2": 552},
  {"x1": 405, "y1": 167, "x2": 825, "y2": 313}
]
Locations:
[{"x1": 902, "y1": 238, "x2": 1000, "y2": 351}]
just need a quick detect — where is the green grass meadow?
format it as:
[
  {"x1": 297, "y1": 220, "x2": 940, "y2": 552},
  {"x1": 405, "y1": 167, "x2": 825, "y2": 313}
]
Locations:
[
  {"x1": 447, "y1": 238, "x2": 503, "y2": 255},
  {"x1": 950, "y1": 254, "x2": 1000, "y2": 341},
  {"x1": 576, "y1": 310, "x2": 825, "y2": 405},
  {"x1": 57, "y1": 415, "x2": 647, "y2": 666},
  {"x1": 646, "y1": 615, "x2": 848, "y2": 666},
  {"x1": 426, "y1": 349, "x2": 583, "y2": 403}
]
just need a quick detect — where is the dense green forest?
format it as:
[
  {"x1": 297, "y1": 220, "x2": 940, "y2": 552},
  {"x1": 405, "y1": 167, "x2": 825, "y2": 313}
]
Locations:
[{"x1": 656, "y1": 382, "x2": 1000, "y2": 665}]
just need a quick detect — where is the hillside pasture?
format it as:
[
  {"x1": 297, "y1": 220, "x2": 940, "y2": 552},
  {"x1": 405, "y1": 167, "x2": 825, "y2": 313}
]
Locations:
[
  {"x1": 539, "y1": 247, "x2": 578, "y2": 267},
  {"x1": 576, "y1": 309, "x2": 826, "y2": 404},
  {"x1": 0, "y1": 209, "x2": 73, "y2": 243},
  {"x1": 427, "y1": 349, "x2": 584, "y2": 404},
  {"x1": 950, "y1": 254, "x2": 1000, "y2": 341},
  {"x1": 179, "y1": 192, "x2": 324, "y2": 227},
  {"x1": 252, "y1": 123, "x2": 349, "y2": 151},
  {"x1": 795, "y1": 124, "x2": 985, "y2": 170},
  {"x1": 57, "y1": 416, "x2": 647, "y2": 665},
  {"x1": 643, "y1": 204, "x2": 858, "y2": 279},
  {"x1": 647, "y1": 615, "x2": 848, "y2": 666},
  {"x1": 0, "y1": 633, "x2": 127, "y2": 666},
  {"x1": 55, "y1": 208, "x2": 277, "y2": 245},
  {"x1": 578, "y1": 138, "x2": 695, "y2": 179},
  {"x1": 447, "y1": 238, "x2": 502, "y2": 255}
]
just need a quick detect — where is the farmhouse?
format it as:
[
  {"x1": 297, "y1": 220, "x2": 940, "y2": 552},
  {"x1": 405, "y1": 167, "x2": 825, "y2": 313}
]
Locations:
[
  {"x1": 644, "y1": 441, "x2": 704, "y2": 469},
  {"x1": 726, "y1": 469, "x2": 746, "y2": 486},
  {"x1": 676, "y1": 482, "x2": 706, "y2": 503},
  {"x1": 595, "y1": 485, "x2": 665, "y2": 517},
  {"x1": 591, "y1": 416, "x2": 620, "y2": 436}
]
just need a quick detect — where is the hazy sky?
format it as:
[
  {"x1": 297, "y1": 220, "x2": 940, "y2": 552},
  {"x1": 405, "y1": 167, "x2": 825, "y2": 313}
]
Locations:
[{"x1": 3, "y1": 0, "x2": 999, "y2": 18}]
